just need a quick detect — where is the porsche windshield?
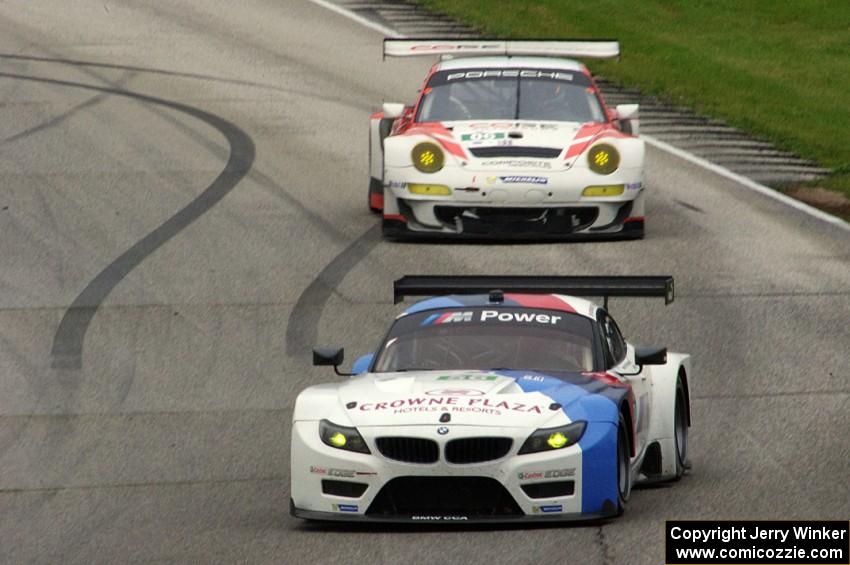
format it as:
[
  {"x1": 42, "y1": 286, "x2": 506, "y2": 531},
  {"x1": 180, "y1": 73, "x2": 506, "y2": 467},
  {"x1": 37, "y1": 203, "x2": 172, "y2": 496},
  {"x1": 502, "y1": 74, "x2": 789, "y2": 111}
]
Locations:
[
  {"x1": 416, "y1": 68, "x2": 605, "y2": 123},
  {"x1": 373, "y1": 307, "x2": 596, "y2": 373}
]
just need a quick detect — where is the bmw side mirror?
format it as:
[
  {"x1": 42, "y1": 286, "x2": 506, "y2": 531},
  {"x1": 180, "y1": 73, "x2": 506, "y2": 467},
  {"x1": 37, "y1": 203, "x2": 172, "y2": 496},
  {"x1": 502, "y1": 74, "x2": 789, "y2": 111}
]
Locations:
[
  {"x1": 313, "y1": 347, "x2": 346, "y2": 375},
  {"x1": 634, "y1": 346, "x2": 667, "y2": 366}
]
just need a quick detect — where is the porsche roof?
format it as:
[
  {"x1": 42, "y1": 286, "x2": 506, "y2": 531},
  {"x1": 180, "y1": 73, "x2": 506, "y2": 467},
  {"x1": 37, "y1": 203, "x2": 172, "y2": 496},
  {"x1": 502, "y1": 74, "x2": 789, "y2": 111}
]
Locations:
[{"x1": 434, "y1": 56, "x2": 586, "y2": 73}]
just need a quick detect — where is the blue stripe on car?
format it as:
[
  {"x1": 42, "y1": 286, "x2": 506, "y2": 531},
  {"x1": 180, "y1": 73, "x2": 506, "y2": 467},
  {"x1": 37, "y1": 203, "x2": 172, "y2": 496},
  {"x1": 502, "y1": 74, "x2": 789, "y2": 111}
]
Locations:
[
  {"x1": 420, "y1": 313, "x2": 440, "y2": 325},
  {"x1": 507, "y1": 370, "x2": 620, "y2": 514}
]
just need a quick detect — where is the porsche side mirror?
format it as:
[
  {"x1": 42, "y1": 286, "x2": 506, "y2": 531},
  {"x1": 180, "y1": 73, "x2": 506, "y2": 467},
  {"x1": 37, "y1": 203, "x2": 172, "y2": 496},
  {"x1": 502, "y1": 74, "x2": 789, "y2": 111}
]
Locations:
[
  {"x1": 382, "y1": 102, "x2": 405, "y2": 119},
  {"x1": 615, "y1": 103, "x2": 640, "y2": 136},
  {"x1": 635, "y1": 346, "x2": 667, "y2": 366},
  {"x1": 615, "y1": 103, "x2": 639, "y2": 120}
]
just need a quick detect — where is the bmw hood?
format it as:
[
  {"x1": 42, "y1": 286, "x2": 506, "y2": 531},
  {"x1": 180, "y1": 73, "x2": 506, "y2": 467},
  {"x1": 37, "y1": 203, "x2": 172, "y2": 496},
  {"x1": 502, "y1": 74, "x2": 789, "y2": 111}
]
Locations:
[{"x1": 333, "y1": 369, "x2": 626, "y2": 428}]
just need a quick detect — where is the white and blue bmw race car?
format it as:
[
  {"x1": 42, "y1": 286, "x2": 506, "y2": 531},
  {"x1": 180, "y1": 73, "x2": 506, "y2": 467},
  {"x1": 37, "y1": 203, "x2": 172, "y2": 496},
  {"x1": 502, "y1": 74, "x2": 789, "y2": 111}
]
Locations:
[
  {"x1": 370, "y1": 40, "x2": 645, "y2": 239},
  {"x1": 290, "y1": 276, "x2": 691, "y2": 523}
]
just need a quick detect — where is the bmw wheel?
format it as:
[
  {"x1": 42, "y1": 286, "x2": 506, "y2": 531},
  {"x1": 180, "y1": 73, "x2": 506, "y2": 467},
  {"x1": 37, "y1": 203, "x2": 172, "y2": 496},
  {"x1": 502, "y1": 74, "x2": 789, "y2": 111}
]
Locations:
[
  {"x1": 616, "y1": 413, "x2": 632, "y2": 514},
  {"x1": 673, "y1": 376, "x2": 689, "y2": 479}
]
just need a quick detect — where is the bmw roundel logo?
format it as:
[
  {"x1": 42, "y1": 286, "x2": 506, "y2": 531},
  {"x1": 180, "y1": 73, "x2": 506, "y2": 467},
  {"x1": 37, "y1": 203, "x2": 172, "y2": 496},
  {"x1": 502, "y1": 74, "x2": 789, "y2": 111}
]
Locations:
[{"x1": 437, "y1": 426, "x2": 449, "y2": 435}]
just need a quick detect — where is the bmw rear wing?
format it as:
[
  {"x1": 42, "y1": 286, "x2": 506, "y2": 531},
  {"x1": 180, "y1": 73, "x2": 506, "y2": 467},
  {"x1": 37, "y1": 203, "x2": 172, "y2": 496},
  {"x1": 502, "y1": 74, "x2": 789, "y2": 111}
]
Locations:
[
  {"x1": 393, "y1": 275, "x2": 674, "y2": 307},
  {"x1": 383, "y1": 38, "x2": 620, "y2": 60}
]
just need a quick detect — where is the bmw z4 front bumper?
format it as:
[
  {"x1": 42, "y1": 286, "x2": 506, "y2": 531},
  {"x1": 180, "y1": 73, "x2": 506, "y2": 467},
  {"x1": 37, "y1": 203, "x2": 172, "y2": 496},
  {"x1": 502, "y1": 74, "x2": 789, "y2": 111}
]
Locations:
[{"x1": 290, "y1": 421, "x2": 621, "y2": 523}]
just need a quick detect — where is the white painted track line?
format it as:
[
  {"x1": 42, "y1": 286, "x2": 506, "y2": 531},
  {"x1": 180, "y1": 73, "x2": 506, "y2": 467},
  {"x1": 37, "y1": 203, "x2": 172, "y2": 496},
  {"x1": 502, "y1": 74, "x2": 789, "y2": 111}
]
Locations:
[
  {"x1": 643, "y1": 135, "x2": 850, "y2": 231},
  {"x1": 306, "y1": 0, "x2": 401, "y2": 37}
]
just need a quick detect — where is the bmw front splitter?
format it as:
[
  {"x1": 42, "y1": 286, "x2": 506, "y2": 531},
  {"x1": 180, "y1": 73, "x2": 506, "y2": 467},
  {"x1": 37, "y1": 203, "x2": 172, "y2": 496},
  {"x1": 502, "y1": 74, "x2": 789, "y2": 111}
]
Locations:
[{"x1": 291, "y1": 501, "x2": 619, "y2": 525}]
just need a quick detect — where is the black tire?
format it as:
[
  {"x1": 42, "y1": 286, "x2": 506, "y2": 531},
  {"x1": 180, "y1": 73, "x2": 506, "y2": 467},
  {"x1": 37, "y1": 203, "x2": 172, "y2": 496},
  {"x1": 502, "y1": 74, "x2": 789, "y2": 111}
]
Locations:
[
  {"x1": 616, "y1": 413, "x2": 632, "y2": 515},
  {"x1": 673, "y1": 376, "x2": 689, "y2": 480}
]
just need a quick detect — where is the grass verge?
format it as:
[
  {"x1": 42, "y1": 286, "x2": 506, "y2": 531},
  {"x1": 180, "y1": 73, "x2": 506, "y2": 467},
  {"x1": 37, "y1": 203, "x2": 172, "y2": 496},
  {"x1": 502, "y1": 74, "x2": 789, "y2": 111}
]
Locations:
[{"x1": 417, "y1": 0, "x2": 850, "y2": 215}]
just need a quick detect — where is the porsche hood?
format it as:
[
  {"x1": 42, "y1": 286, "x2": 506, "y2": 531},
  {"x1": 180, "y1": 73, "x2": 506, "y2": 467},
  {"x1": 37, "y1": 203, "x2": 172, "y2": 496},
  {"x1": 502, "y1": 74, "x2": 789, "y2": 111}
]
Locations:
[{"x1": 407, "y1": 120, "x2": 621, "y2": 171}]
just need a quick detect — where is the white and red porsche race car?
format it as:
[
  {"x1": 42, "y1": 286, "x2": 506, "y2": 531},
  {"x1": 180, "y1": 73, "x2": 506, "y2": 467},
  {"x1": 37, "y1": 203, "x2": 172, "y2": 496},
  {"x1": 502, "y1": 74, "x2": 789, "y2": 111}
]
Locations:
[
  {"x1": 369, "y1": 40, "x2": 645, "y2": 239},
  {"x1": 291, "y1": 276, "x2": 691, "y2": 523}
]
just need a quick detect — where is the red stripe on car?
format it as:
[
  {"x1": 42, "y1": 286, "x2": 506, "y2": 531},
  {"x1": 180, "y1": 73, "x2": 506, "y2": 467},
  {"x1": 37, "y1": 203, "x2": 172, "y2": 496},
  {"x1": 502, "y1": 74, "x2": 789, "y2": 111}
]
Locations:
[
  {"x1": 564, "y1": 124, "x2": 605, "y2": 158},
  {"x1": 403, "y1": 122, "x2": 467, "y2": 159},
  {"x1": 504, "y1": 293, "x2": 576, "y2": 313}
]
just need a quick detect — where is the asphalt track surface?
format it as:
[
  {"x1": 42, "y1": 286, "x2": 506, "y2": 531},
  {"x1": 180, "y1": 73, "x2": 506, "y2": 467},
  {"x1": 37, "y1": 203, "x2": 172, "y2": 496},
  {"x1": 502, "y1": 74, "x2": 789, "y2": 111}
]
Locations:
[{"x1": 0, "y1": 2, "x2": 847, "y2": 564}]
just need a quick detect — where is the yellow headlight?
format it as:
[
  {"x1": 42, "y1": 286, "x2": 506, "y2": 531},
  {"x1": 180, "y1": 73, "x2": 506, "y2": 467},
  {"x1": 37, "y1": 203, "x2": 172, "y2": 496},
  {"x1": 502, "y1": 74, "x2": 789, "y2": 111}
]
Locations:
[
  {"x1": 582, "y1": 184, "x2": 625, "y2": 197},
  {"x1": 328, "y1": 432, "x2": 347, "y2": 448},
  {"x1": 587, "y1": 143, "x2": 620, "y2": 175},
  {"x1": 411, "y1": 142, "x2": 445, "y2": 173},
  {"x1": 547, "y1": 432, "x2": 568, "y2": 449},
  {"x1": 408, "y1": 183, "x2": 452, "y2": 196}
]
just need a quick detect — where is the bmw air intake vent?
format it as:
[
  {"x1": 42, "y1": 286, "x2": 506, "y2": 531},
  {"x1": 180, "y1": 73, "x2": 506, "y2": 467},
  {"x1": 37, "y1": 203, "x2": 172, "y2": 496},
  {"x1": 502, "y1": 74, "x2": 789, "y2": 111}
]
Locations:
[
  {"x1": 367, "y1": 477, "x2": 522, "y2": 517},
  {"x1": 375, "y1": 437, "x2": 439, "y2": 464},
  {"x1": 445, "y1": 437, "x2": 513, "y2": 464}
]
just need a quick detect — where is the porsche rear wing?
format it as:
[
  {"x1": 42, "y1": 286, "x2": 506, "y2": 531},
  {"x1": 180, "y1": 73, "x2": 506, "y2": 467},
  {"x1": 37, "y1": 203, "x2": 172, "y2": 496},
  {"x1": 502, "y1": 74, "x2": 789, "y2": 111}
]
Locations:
[
  {"x1": 393, "y1": 275, "x2": 674, "y2": 306},
  {"x1": 383, "y1": 38, "x2": 620, "y2": 60}
]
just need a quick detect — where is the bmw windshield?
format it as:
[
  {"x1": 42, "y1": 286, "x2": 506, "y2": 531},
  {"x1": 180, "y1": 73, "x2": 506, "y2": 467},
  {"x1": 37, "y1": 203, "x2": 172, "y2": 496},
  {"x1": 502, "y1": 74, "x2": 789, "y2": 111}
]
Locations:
[
  {"x1": 416, "y1": 68, "x2": 605, "y2": 123},
  {"x1": 373, "y1": 307, "x2": 597, "y2": 373}
]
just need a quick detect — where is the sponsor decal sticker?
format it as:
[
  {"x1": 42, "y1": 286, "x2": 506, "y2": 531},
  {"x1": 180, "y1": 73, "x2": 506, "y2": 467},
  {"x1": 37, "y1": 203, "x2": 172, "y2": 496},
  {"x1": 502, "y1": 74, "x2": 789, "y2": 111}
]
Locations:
[
  {"x1": 359, "y1": 397, "x2": 544, "y2": 415},
  {"x1": 461, "y1": 132, "x2": 506, "y2": 142},
  {"x1": 480, "y1": 159, "x2": 552, "y2": 169},
  {"x1": 518, "y1": 468, "x2": 576, "y2": 481},
  {"x1": 387, "y1": 180, "x2": 407, "y2": 189},
  {"x1": 625, "y1": 182, "x2": 642, "y2": 190},
  {"x1": 469, "y1": 122, "x2": 559, "y2": 130},
  {"x1": 437, "y1": 374, "x2": 498, "y2": 381},
  {"x1": 425, "y1": 388, "x2": 485, "y2": 397},
  {"x1": 521, "y1": 375, "x2": 545, "y2": 382},
  {"x1": 499, "y1": 175, "x2": 548, "y2": 185},
  {"x1": 532, "y1": 505, "x2": 564, "y2": 513},
  {"x1": 333, "y1": 504, "x2": 359, "y2": 513},
  {"x1": 447, "y1": 70, "x2": 574, "y2": 82},
  {"x1": 411, "y1": 43, "x2": 501, "y2": 53},
  {"x1": 481, "y1": 310, "x2": 562, "y2": 324},
  {"x1": 420, "y1": 311, "x2": 473, "y2": 325},
  {"x1": 311, "y1": 466, "x2": 376, "y2": 477},
  {"x1": 412, "y1": 515, "x2": 468, "y2": 521},
  {"x1": 423, "y1": 310, "x2": 563, "y2": 326}
]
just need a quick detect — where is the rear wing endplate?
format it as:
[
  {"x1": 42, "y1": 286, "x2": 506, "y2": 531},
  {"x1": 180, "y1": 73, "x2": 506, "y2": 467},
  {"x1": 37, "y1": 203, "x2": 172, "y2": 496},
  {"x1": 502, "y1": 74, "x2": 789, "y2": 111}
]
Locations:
[
  {"x1": 393, "y1": 275, "x2": 674, "y2": 306},
  {"x1": 383, "y1": 38, "x2": 620, "y2": 60}
]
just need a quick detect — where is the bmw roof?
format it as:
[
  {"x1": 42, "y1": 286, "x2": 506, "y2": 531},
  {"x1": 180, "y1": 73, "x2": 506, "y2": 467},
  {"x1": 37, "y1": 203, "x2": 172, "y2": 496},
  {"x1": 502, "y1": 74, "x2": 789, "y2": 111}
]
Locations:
[{"x1": 400, "y1": 293, "x2": 599, "y2": 319}]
